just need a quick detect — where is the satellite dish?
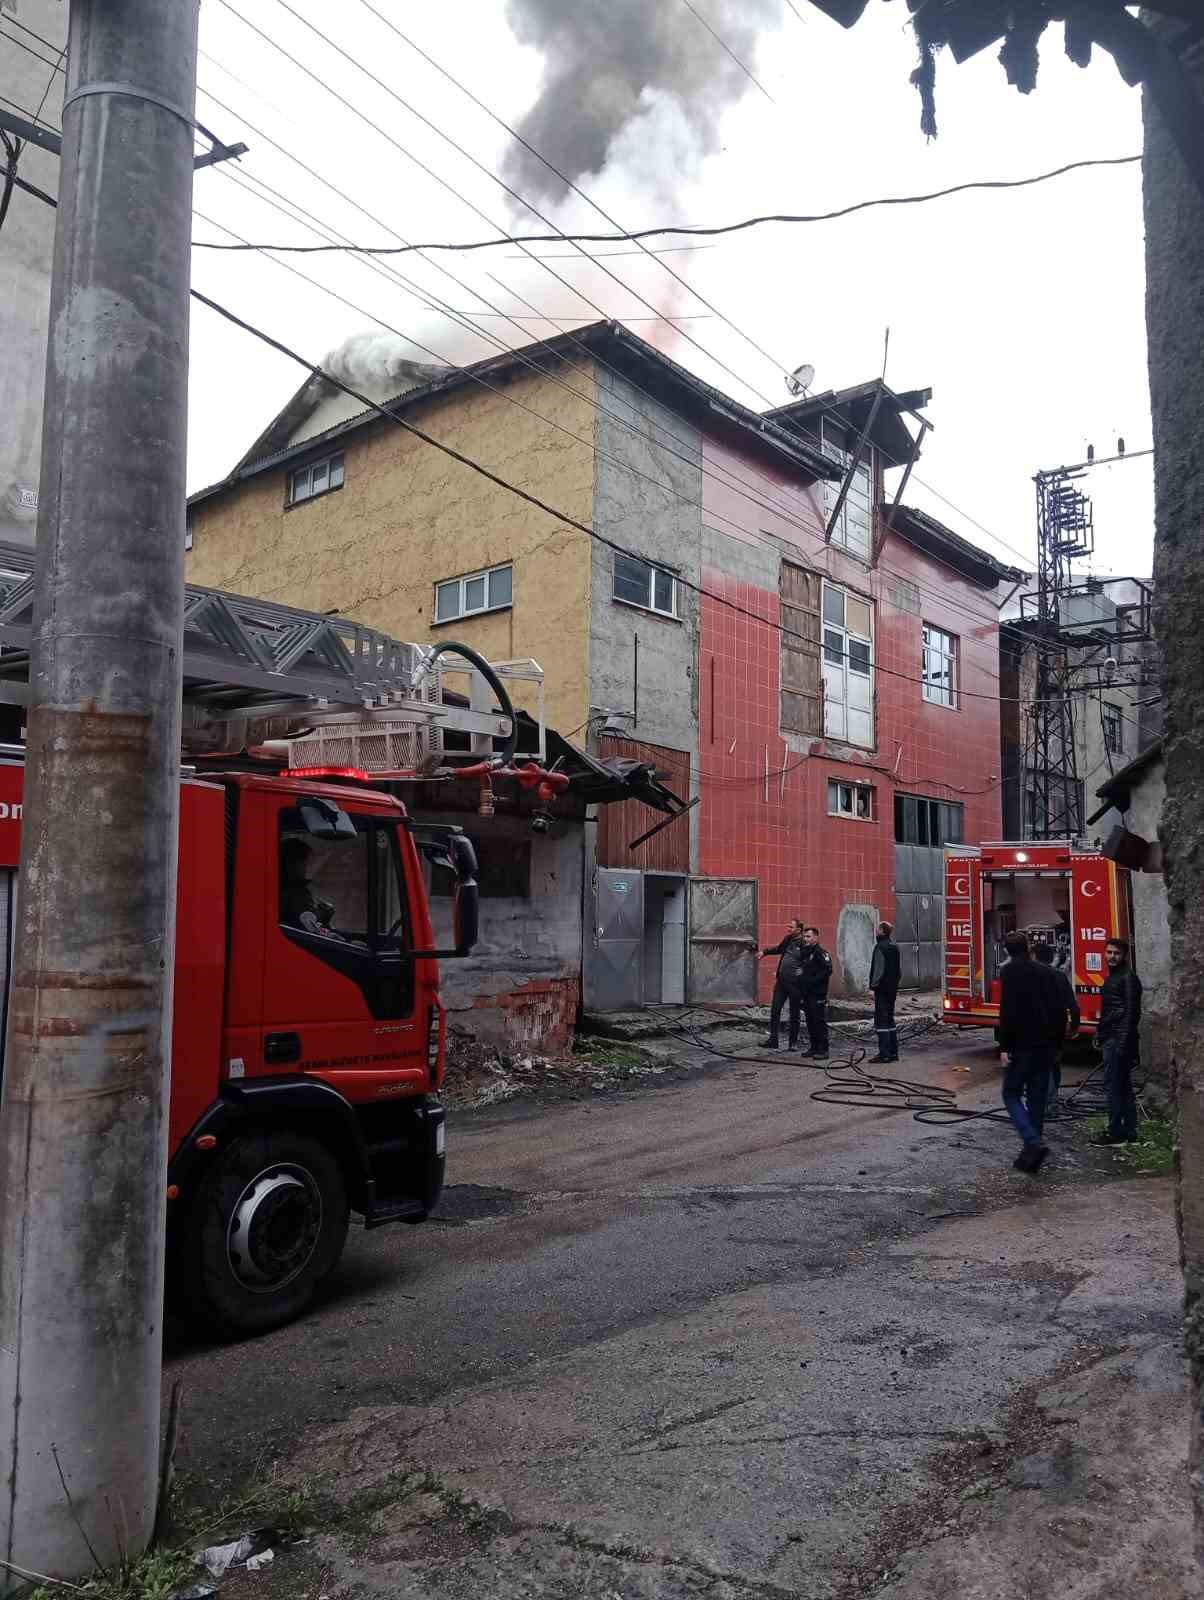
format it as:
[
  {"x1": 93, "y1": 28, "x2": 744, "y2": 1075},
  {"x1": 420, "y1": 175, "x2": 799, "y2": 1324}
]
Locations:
[{"x1": 785, "y1": 362, "x2": 815, "y2": 398}]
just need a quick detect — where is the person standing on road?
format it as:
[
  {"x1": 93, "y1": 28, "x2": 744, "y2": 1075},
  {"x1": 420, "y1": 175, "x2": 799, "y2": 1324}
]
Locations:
[
  {"x1": 869, "y1": 921, "x2": 901, "y2": 1063},
  {"x1": 760, "y1": 918, "x2": 807, "y2": 1051},
  {"x1": 799, "y1": 926, "x2": 833, "y2": 1061},
  {"x1": 1092, "y1": 938, "x2": 1143, "y2": 1147},
  {"x1": 998, "y1": 932, "x2": 1063, "y2": 1173},
  {"x1": 1033, "y1": 940, "x2": 1079, "y2": 1110}
]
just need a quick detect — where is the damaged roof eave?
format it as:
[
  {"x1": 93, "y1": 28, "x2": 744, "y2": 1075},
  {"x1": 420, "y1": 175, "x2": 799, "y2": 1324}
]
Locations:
[
  {"x1": 769, "y1": 379, "x2": 933, "y2": 468},
  {"x1": 187, "y1": 320, "x2": 840, "y2": 513}
]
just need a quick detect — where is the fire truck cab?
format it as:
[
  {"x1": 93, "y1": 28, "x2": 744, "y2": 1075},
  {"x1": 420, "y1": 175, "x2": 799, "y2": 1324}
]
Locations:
[
  {"x1": 942, "y1": 839, "x2": 1133, "y2": 1039},
  {"x1": 0, "y1": 758, "x2": 482, "y2": 1337}
]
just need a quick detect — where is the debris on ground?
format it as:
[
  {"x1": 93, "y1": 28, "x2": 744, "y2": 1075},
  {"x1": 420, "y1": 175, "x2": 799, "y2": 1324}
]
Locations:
[
  {"x1": 441, "y1": 1030, "x2": 683, "y2": 1109},
  {"x1": 196, "y1": 1530, "x2": 277, "y2": 1580}
]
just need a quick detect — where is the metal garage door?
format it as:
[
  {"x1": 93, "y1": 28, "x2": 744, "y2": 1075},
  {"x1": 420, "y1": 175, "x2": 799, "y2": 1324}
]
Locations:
[
  {"x1": 894, "y1": 843, "x2": 944, "y2": 990},
  {"x1": 687, "y1": 877, "x2": 757, "y2": 1003}
]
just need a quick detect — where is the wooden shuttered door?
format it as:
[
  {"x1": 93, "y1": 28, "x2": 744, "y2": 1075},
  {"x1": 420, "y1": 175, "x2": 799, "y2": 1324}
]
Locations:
[
  {"x1": 780, "y1": 560, "x2": 823, "y2": 737},
  {"x1": 595, "y1": 738, "x2": 691, "y2": 873}
]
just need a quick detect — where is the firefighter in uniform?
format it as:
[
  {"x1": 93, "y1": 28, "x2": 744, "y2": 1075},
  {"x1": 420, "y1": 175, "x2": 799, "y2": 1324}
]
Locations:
[{"x1": 799, "y1": 926, "x2": 833, "y2": 1061}]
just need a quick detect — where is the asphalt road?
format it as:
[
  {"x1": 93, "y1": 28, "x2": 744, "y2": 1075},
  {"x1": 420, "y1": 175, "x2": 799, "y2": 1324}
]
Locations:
[{"x1": 167, "y1": 1026, "x2": 1193, "y2": 1598}]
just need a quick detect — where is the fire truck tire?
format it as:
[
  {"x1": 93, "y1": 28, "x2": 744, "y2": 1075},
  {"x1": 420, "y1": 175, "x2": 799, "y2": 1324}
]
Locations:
[{"x1": 180, "y1": 1130, "x2": 350, "y2": 1337}]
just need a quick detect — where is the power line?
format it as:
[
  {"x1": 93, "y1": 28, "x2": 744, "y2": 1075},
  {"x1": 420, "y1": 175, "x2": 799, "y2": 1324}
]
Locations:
[
  {"x1": 192, "y1": 56, "x2": 1029, "y2": 672},
  {"x1": 676, "y1": 0, "x2": 777, "y2": 104},
  {"x1": 189, "y1": 154, "x2": 1143, "y2": 257},
  {"x1": 196, "y1": 159, "x2": 1017, "y2": 679},
  {"x1": 0, "y1": 12, "x2": 62, "y2": 56},
  {"x1": 343, "y1": 0, "x2": 1037, "y2": 570},
  {"x1": 193, "y1": 57, "x2": 1025, "y2": 658},
  {"x1": 197, "y1": 189, "x2": 1008, "y2": 687},
  {"x1": 0, "y1": 25, "x2": 61, "y2": 73},
  {"x1": 198, "y1": 20, "x2": 1029, "y2": 645},
  {"x1": 186, "y1": 284, "x2": 1063, "y2": 712}
]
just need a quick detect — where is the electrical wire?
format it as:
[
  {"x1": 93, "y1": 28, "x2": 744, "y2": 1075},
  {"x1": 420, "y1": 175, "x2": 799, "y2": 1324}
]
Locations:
[
  {"x1": 192, "y1": 154, "x2": 1143, "y2": 258},
  {"x1": 676, "y1": 0, "x2": 778, "y2": 103},
  {"x1": 185, "y1": 282, "x2": 1091, "y2": 712},
  {"x1": 200, "y1": 15, "x2": 1038, "y2": 610},
  {"x1": 339, "y1": 0, "x2": 1040, "y2": 572},
  {"x1": 0, "y1": 25, "x2": 61, "y2": 73},
  {"x1": 192, "y1": 82, "x2": 1028, "y2": 679},
  {"x1": 195, "y1": 144, "x2": 1021, "y2": 684}
]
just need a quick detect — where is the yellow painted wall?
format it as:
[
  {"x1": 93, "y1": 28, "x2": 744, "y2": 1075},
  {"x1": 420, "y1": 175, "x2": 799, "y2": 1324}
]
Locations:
[{"x1": 187, "y1": 363, "x2": 596, "y2": 735}]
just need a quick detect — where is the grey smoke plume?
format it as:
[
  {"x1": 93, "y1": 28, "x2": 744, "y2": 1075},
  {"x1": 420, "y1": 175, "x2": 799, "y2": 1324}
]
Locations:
[{"x1": 502, "y1": 0, "x2": 779, "y2": 212}]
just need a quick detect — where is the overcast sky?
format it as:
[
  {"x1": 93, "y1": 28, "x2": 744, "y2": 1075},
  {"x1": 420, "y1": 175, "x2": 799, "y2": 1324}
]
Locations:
[{"x1": 187, "y1": 0, "x2": 1154, "y2": 583}]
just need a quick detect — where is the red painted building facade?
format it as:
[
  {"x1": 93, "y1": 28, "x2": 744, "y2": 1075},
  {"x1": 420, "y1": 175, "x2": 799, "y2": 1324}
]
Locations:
[{"x1": 693, "y1": 390, "x2": 1020, "y2": 999}]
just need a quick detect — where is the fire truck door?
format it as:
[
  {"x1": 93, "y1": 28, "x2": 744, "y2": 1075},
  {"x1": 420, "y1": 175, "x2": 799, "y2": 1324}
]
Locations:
[{"x1": 262, "y1": 804, "x2": 426, "y2": 1094}]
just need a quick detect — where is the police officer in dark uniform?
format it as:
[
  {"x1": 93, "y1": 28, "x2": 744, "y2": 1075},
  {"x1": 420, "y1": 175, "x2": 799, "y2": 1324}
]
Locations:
[
  {"x1": 869, "y1": 921, "x2": 901, "y2": 1063},
  {"x1": 799, "y1": 925, "x2": 833, "y2": 1060}
]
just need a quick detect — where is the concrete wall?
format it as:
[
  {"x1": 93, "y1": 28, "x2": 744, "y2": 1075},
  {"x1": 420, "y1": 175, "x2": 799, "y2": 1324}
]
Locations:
[
  {"x1": 0, "y1": 0, "x2": 65, "y2": 547},
  {"x1": 590, "y1": 363, "x2": 702, "y2": 867},
  {"x1": 1126, "y1": 758, "x2": 1171, "y2": 1099},
  {"x1": 188, "y1": 360, "x2": 597, "y2": 736},
  {"x1": 419, "y1": 810, "x2": 583, "y2": 1053}
]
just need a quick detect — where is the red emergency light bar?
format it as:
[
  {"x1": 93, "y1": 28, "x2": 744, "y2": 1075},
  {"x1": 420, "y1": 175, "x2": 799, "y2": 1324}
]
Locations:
[{"x1": 281, "y1": 765, "x2": 371, "y2": 782}]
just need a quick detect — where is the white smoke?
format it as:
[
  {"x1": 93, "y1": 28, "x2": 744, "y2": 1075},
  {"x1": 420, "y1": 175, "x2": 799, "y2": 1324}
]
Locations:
[{"x1": 322, "y1": 331, "x2": 451, "y2": 400}]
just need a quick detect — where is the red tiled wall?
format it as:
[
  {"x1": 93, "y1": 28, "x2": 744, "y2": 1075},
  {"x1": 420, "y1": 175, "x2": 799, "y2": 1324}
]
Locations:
[{"x1": 697, "y1": 435, "x2": 1003, "y2": 1000}]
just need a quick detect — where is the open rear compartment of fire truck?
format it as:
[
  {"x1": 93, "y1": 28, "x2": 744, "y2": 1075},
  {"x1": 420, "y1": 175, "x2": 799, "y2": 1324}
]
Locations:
[{"x1": 980, "y1": 859, "x2": 1074, "y2": 1002}]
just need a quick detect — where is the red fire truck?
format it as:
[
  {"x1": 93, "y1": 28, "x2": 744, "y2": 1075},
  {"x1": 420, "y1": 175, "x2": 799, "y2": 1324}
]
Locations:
[
  {"x1": 0, "y1": 564, "x2": 568, "y2": 1337},
  {"x1": 941, "y1": 840, "x2": 1133, "y2": 1039},
  {"x1": 0, "y1": 757, "x2": 484, "y2": 1337}
]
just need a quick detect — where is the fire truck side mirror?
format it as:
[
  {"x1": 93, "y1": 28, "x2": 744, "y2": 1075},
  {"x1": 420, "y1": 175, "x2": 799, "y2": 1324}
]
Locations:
[
  {"x1": 453, "y1": 874, "x2": 480, "y2": 957},
  {"x1": 411, "y1": 826, "x2": 480, "y2": 958},
  {"x1": 297, "y1": 796, "x2": 357, "y2": 840}
]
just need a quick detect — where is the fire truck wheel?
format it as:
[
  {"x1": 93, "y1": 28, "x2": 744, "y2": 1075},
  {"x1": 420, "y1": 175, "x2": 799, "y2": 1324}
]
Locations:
[{"x1": 182, "y1": 1130, "x2": 350, "y2": 1337}]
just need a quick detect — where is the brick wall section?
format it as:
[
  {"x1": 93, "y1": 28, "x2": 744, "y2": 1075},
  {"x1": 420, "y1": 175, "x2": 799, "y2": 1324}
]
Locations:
[{"x1": 470, "y1": 976, "x2": 580, "y2": 1054}]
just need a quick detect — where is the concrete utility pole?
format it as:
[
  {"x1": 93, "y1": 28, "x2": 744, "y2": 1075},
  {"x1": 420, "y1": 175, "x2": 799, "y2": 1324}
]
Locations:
[
  {"x1": 0, "y1": 0, "x2": 198, "y2": 1587},
  {"x1": 1143, "y1": 22, "x2": 1204, "y2": 1569}
]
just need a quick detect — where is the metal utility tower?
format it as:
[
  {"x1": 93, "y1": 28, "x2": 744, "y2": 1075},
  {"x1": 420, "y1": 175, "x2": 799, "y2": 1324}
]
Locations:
[{"x1": 1024, "y1": 469, "x2": 1095, "y2": 838}]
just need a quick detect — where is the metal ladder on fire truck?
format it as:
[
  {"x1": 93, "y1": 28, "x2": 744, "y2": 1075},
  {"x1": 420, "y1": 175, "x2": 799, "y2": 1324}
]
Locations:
[{"x1": 0, "y1": 540, "x2": 543, "y2": 766}]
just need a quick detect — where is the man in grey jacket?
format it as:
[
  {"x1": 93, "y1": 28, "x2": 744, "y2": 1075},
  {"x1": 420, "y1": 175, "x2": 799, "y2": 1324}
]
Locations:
[{"x1": 761, "y1": 919, "x2": 807, "y2": 1050}]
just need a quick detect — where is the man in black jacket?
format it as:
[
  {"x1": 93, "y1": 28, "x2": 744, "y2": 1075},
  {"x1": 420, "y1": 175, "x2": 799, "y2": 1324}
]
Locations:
[
  {"x1": 799, "y1": 926, "x2": 833, "y2": 1061},
  {"x1": 869, "y1": 921, "x2": 901, "y2": 1063},
  {"x1": 998, "y1": 932, "x2": 1064, "y2": 1173},
  {"x1": 1092, "y1": 938, "x2": 1143, "y2": 1145},
  {"x1": 761, "y1": 919, "x2": 806, "y2": 1050},
  {"x1": 1033, "y1": 940, "x2": 1080, "y2": 1108}
]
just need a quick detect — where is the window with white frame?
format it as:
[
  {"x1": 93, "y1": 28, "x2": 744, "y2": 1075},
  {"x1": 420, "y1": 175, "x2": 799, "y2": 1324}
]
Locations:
[
  {"x1": 828, "y1": 778, "x2": 874, "y2": 820},
  {"x1": 821, "y1": 581, "x2": 874, "y2": 747},
  {"x1": 434, "y1": 562, "x2": 513, "y2": 624},
  {"x1": 819, "y1": 419, "x2": 873, "y2": 561},
  {"x1": 286, "y1": 451, "x2": 344, "y2": 507},
  {"x1": 921, "y1": 623, "x2": 958, "y2": 708},
  {"x1": 613, "y1": 553, "x2": 678, "y2": 617}
]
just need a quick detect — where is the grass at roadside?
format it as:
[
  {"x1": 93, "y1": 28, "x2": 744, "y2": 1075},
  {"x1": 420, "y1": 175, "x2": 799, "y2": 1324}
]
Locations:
[
  {"x1": 20, "y1": 1473, "x2": 312, "y2": 1600},
  {"x1": 1085, "y1": 1112, "x2": 1176, "y2": 1175}
]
